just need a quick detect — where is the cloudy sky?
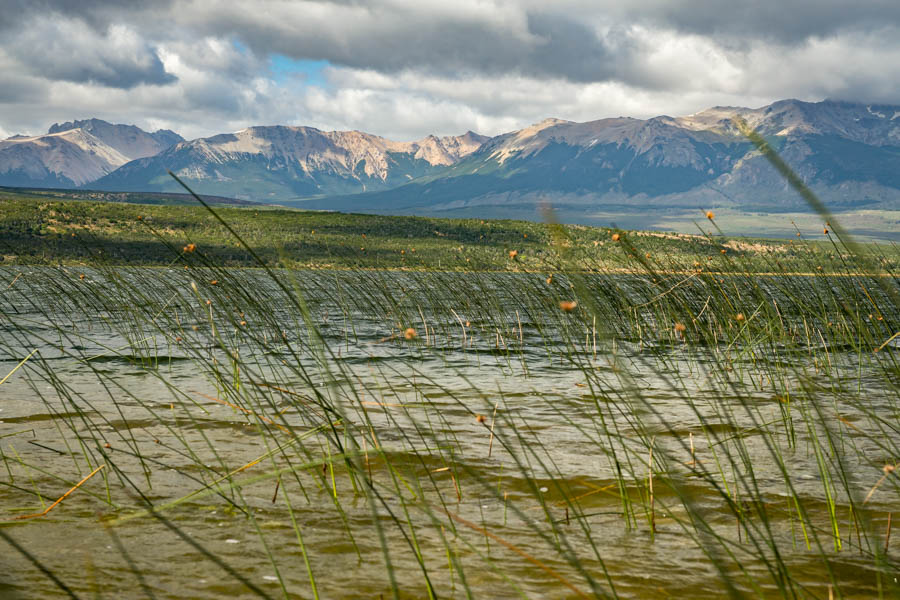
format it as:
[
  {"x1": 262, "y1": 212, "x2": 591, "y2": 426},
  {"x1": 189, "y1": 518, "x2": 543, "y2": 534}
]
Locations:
[{"x1": 2, "y1": 0, "x2": 900, "y2": 141}]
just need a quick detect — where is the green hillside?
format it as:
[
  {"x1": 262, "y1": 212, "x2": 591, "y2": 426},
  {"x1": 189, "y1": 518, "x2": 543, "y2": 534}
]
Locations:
[{"x1": 2, "y1": 189, "x2": 896, "y2": 274}]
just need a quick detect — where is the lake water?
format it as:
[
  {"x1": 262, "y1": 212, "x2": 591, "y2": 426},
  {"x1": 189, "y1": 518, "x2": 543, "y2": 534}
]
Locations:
[{"x1": 1, "y1": 266, "x2": 898, "y2": 599}]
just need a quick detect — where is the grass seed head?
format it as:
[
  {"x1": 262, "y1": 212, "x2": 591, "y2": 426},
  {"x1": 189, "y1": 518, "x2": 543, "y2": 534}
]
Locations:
[
  {"x1": 559, "y1": 300, "x2": 577, "y2": 312},
  {"x1": 735, "y1": 313, "x2": 745, "y2": 322},
  {"x1": 706, "y1": 211, "x2": 715, "y2": 219},
  {"x1": 611, "y1": 233, "x2": 620, "y2": 242},
  {"x1": 674, "y1": 322, "x2": 686, "y2": 333},
  {"x1": 476, "y1": 414, "x2": 486, "y2": 424},
  {"x1": 509, "y1": 250, "x2": 518, "y2": 259},
  {"x1": 404, "y1": 327, "x2": 417, "y2": 340}
]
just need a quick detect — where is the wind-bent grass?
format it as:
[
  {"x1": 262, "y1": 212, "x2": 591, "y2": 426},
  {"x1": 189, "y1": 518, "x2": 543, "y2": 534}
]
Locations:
[{"x1": 1, "y1": 155, "x2": 898, "y2": 597}]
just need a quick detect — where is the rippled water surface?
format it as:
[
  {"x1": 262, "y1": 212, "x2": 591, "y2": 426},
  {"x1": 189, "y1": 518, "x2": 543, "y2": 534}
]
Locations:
[{"x1": 1, "y1": 267, "x2": 898, "y2": 599}]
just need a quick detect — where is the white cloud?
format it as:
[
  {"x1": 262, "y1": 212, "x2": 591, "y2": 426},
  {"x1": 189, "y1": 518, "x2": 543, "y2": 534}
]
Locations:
[
  {"x1": 0, "y1": 2, "x2": 899, "y2": 141},
  {"x1": 6, "y1": 16, "x2": 174, "y2": 88}
]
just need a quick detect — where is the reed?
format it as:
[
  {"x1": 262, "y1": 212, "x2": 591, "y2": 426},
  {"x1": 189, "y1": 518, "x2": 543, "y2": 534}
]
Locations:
[{"x1": 0, "y1": 137, "x2": 898, "y2": 598}]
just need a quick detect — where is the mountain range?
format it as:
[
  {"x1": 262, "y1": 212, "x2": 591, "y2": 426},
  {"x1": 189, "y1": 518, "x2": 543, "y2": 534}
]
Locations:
[
  {"x1": 2, "y1": 100, "x2": 900, "y2": 226},
  {"x1": 0, "y1": 119, "x2": 182, "y2": 187},
  {"x1": 296, "y1": 100, "x2": 900, "y2": 220},
  {"x1": 94, "y1": 127, "x2": 488, "y2": 201}
]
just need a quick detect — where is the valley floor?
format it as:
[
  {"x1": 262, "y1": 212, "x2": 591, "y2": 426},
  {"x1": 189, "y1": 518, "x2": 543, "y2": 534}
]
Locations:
[{"x1": 1, "y1": 189, "x2": 898, "y2": 276}]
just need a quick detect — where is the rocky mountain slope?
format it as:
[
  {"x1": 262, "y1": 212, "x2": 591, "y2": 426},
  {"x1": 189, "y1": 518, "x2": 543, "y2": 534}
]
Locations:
[
  {"x1": 5, "y1": 100, "x2": 899, "y2": 226},
  {"x1": 0, "y1": 119, "x2": 182, "y2": 187},
  {"x1": 92, "y1": 127, "x2": 489, "y2": 201},
  {"x1": 297, "y1": 99, "x2": 900, "y2": 218}
]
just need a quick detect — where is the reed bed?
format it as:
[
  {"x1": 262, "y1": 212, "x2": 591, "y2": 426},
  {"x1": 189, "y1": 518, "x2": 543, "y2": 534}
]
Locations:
[{"x1": 0, "y1": 186, "x2": 898, "y2": 598}]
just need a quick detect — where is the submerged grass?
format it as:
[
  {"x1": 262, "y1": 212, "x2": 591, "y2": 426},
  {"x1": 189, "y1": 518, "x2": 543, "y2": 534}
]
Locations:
[{"x1": 0, "y1": 152, "x2": 899, "y2": 598}]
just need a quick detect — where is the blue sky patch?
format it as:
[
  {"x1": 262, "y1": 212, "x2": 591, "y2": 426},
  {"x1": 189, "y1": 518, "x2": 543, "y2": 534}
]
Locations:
[{"x1": 269, "y1": 55, "x2": 330, "y2": 87}]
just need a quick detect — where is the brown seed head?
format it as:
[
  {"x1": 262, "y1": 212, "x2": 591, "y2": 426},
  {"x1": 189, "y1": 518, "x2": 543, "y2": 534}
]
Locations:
[
  {"x1": 509, "y1": 249, "x2": 518, "y2": 259},
  {"x1": 674, "y1": 322, "x2": 686, "y2": 333},
  {"x1": 404, "y1": 327, "x2": 417, "y2": 340},
  {"x1": 79, "y1": 273, "x2": 85, "y2": 280},
  {"x1": 476, "y1": 414, "x2": 486, "y2": 424},
  {"x1": 706, "y1": 211, "x2": 715, "y2": 220},
  {"x1": 210, "y1": 280, "x2": 218, "y2": 285},
  {"x1": 611, "y1": 233, "x2": 620, "y2": 242},
  {"x1": 885, "y1": 464, "x2": 896, "y2": 475},
  {"x1": 559, "y1": 300, "x2": 578, "y2": 312},
  {"x1": 735, "y1": 313, "x2": 745, "y2": 322},
  {"x1": 546, "y1": 275, "x2": 553, "y2": 284},
  {"x1": 185, "y1": 243, "x2": 196, "y2": 253},
  {"x1": 824, "y1": 228, "x2": 829, "y2": 235}
]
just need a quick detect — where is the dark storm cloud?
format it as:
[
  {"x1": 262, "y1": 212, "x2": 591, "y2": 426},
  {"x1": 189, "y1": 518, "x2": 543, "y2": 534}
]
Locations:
[
  {"x1": 185, "y1": 4, "x2": 629, "y2": 83},
  {"x1": 523, "y1": 14, "x2": 622, "y2": 82},
  {"x1": 0, "y1": 0, "x2": 175, "y2": 31},
  {"x1": 629, "y1": 0, "x2": 900, "y2": 44},
  {"x1": 5, "y1": 17, "x2": 176, "y2": 89},
  {"x1": 3, "y1": 1, "x2": 899, "y2": 87}
]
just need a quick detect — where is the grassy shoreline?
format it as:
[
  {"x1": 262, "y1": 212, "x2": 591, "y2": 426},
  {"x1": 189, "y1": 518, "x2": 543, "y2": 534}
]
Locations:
[{"x1": 3, "y1": 190, "x2": 897, "y2": 274}]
